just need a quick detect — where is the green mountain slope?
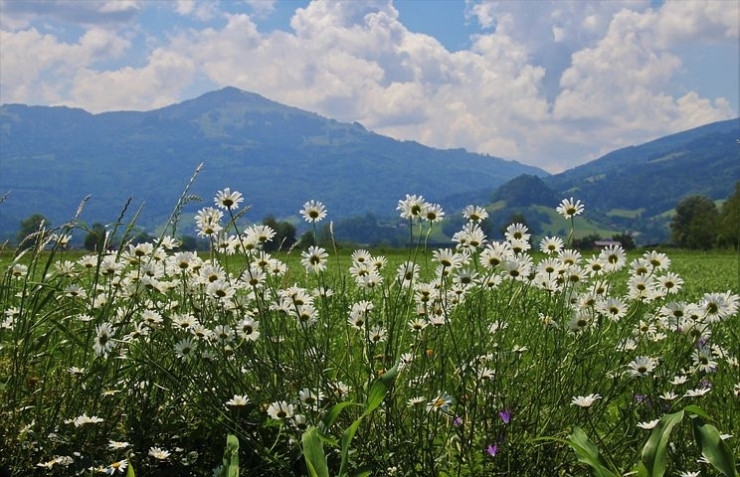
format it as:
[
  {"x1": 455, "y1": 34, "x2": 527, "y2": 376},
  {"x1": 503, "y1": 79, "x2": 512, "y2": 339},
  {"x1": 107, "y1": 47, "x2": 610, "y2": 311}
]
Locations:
[
  {"x1": 478, "y1": 120, "x2": 738, "y2": 245},
  {"x1": 0, "y1": 87, "x2": 546, "y2": 238},
  {"x1": 545, "y1": 118, "x2": 739, "y2": 216},
  {"x1": 510, "y1": 118, "x2": 739, "y2": 244}
]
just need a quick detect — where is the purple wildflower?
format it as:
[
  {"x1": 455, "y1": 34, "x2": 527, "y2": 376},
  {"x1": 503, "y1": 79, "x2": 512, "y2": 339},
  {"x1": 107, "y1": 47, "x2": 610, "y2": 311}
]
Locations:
[{"x1": 487, "y1": 444, "x2": 498, "y2": 457}]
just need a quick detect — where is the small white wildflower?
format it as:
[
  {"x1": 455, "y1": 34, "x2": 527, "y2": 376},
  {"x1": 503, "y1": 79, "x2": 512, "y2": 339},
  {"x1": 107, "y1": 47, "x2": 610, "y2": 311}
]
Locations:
[
  {"x1": 407, "y1": 396, "x2": 426, "y2": 408},
  {"x1": 108, "y1": 440, "x2": 131, "y2": 450},
  {"x1": 637, "y1": 419, "x2": 660, "y2": 430},
  {"x1": 660, "y1": 391, "x2": 679, "y2": 401},
  {"x1": 300, "y1": 200, "x2": 327, "y2": 223},
  {"x1": 225, "y1": 394, "x2": 250, "y2": 407},
  {"x1": 684, "y1": 387, "x2": 711, "y2": 398},
  {"x1": 148, "y1": 446, "x2": 171, "y2": 460},
  {"x1": 266, "y1": 401, "x2": 295, "y2": 420},
  {"x1": 105, "y1": 459, "x2": 129, "y2": 474},
  {"x1": 571, "y1": 394, "x2": 601, "y2": 408},
  {"x1": 214, "y1": 187, "x2": 244, "y2": 210},
  {"x1": 556, "y1": 197, "x2": 584, "y2": 219},
  {"x1": 66, "y1": 413, "x2": 104, "y2": 427}
]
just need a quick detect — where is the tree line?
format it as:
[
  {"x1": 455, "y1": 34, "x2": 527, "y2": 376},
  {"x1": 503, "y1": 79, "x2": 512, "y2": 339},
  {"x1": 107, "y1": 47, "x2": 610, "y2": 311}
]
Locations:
[
  {"x1": 11, "y1": 181, "x2": 740, "y2": 251},
  {"x1": 669, "y1": 181, "x2": 740, "y2": 250}
]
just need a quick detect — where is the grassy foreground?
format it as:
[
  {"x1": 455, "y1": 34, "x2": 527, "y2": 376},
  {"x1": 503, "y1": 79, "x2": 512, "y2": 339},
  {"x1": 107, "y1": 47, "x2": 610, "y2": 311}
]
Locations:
[{"x1": 1, "y1": 191, "x2": 739, "y2": 477}]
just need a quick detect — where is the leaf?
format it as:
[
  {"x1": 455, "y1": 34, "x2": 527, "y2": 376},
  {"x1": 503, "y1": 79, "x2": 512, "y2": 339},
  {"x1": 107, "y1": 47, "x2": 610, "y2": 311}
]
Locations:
[
  {"x1": 641, "y1": 409, "x2": 684, "y2": 477},
  {"x1": 220, "y1": 434, "x2": 239, "y2": 477},
  {"x1": 567, "y1": 427, "x2": 619, "y2": 477},
  {"x1": 691, "y1": 416, "x2": 737, "y2": 476},
  {"x1": 338, "y1": 364, "x2": 399, "y2": 477},
  {"x1": 125, "y1": 462, "x2": 136, "y2": 477},
  {"x1": 321, "y1": 400, "x2": 359, "y2": 433},
  {"x1": 363, "y1": 365, "x2": 398, "y2": 417},
  {"x1": 682, "y1": 404, "x2": 712, "y2": 421},
  {"x1": 631, "y1": 462, "x2": 649, "y2": 477},
  {"x1": 302, "y1": 426, "x2": 330, "y2": 477}
]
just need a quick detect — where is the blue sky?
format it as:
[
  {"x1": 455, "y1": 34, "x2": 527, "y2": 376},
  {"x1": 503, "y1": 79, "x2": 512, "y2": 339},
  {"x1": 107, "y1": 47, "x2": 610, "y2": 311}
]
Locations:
[{"x1": 1, "y1": 0, "x2": 738, "y2": 172}]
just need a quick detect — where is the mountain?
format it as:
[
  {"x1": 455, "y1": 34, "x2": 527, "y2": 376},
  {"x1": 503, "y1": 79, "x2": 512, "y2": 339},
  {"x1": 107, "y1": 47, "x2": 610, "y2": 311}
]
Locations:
[
  {"x1": 545, "y1": 118, "x2": 739, "y2": 215},
  {"x1": 394, "y1": 118, "x2": 738, "y2": 245},
  {"x1": 490, "y1": 174, "x2": 560, "y2": 208},
  {"x1": 0, "y1": 87, "x2": 546, "y2": 240},
  {"x1": 502, "y1": 118, "x2": 738, "y2": 244}
]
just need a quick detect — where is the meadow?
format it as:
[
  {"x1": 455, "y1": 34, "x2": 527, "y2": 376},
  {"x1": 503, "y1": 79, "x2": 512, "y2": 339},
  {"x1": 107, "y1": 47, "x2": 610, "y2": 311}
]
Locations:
[{"x1": 0, "y1": 189, "x2": 738, "y2": 477}]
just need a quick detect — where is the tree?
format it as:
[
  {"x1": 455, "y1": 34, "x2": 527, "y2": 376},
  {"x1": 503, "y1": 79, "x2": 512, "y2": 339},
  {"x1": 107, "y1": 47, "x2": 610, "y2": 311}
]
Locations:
[
  {"x1": 178, "y1": 235, "x2": 202, "y2": 251},
  {"x1": 612, "y1": 233, "x2": 636, "y2": 250},
  {"x1": 572, "y1": 233, "x2": 602, "y2": 250},
  {"x1": 499, "y1": 212, "x2": 529, "y2": 238},
  {"x1": 17, "y1": 214, "x2": 50, "y2": 247},
  {"x1": 262, "y1": 216, "x2": 297, "y2": 252},
  {"x1": 670, "y1": 195, "x2": 719, "y2": 250},
  {"x1": 719, "y1": 181, "x2": 740, "y2": 249},
  {"x1": 129, "y1": 230, "x2": 155, "y2": 246},
  {"x1": 296, "y1": 231, "x2": 315, "y2": 250},
  {"x1": 83, "y1": 223, "x2": 107, "y2": 252}
]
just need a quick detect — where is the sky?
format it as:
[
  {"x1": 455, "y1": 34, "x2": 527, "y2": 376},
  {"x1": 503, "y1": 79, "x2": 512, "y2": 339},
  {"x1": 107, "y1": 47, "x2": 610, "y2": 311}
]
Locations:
[{"x1": 0, "y1": 0, "x2": 738, "y2": 173}]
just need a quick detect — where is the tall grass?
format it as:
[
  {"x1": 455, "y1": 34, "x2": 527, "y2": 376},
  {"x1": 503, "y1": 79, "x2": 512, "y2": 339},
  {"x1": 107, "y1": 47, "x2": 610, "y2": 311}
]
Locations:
[{"x1": 0, "y1": 187, "x2": 738, "y2": 476}]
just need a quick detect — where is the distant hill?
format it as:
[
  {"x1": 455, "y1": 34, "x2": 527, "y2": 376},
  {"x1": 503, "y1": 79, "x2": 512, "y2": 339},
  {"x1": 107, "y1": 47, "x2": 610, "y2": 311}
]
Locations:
[
  {"x1": 490, "y1": 174, "x2": 560, "y2": 208},
  {"x1": 0, "y1": 87, "x2": 546, "y2": 240},
  {"x1": 545, "y1": 118, "x2": 739, "y2": 215},
  {"x1": 489, "y1": 118, "x2": 739, "y2": 244}
]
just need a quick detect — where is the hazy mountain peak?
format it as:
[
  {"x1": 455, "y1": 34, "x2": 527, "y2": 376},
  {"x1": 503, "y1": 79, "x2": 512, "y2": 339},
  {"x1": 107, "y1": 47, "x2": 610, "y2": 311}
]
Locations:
[{"x1": 0, "y1": 87, "x2": 547, "y2": 238}]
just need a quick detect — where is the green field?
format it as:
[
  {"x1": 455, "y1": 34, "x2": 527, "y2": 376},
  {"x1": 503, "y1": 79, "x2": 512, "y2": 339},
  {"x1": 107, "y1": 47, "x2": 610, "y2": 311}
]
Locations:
[
  {"x1": 1, "y1": 196, "x2": 739, "y2": 476},
  {"x1": 606, "y1": 208, "x2": 646, "y2": 219}
]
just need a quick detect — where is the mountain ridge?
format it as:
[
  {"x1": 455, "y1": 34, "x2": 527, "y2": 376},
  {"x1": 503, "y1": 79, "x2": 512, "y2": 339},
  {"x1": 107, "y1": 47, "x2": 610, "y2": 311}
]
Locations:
[
  {"x1": 0, "y1": 87, "x2": 546, "y2": 239},
  {"x1": 1, "y1": 87, "x2": 736, "y2": 245},
  {"x1": 544, "y1": 117, "x2": 738, "y2": 216}
]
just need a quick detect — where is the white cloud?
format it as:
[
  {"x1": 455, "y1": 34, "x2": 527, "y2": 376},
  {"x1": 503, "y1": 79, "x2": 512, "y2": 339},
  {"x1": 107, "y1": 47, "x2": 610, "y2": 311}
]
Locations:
[
  {"x1": 552, "y1": 26, "x2": 565, "y2": 42},
  {"x1": 68, "y1": 48, "x2": 196, "y2": 111},
  {"x1": 551, "y1": 3, "x2": 735, "y2": 160},
  {"x1": 0, "y1": 0, "x2": 142, "y2": 28},
  {"x1": 467, "y1": 0, "x2": 649, "y2": 47},
  {"x1": 173, "y1": 0, "x2": 219, "y2": 21},
  {"x1": 0, "y1": 27, "x2": 131, "y2": 105},
  {"x1": 654, "y1": 0, "x2": 739, "y2": 47},
  {"x1": 244, "y1": 0, "x2": 277, "y2": 16},
  {"x1": 466, "y1": 1, "x2": 496, "y2": 29},
  {"x1": 174, "y1": 0, "x2": 196, "y2": 16},
  {"x1": 99, "y1": 1, "x2": 141, "y2": 14}
]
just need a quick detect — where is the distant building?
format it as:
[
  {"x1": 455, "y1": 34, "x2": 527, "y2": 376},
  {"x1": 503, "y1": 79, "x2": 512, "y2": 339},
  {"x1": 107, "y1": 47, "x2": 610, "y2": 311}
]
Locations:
[{"x1": 594, "y1": 240, "x2": 620, "y2": 248}]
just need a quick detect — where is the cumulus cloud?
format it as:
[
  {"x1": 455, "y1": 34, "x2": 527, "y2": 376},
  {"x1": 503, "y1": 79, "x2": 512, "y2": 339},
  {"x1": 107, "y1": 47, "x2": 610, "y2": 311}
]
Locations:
[
  {"x1": 173, "y1": 0, "x2": 219, "y2": 21},
  {"x1": 244, "y1": 0, "x2": 277, "y2": 17},
  {"x1": 174, "y1": 0, "x2": 196, "y2": 16},
  {"x1": 654, "y1": 0, "x2": 739, "y2": 46},
  {"x1": 551, "y1": 2, "x2": 737, "y2": 160},
  {"x1": 160, "y1": 0, "x2": 551, "y2": 162},
  {"x1": 0, "y1": 0, "x2": 141, "y2": 28},
  {"x1": 68, "y1": 48, "x2": 196, "y2": 111},
  {"x1": 0, "y1": 0, "x2": 736, "y2": 172},
  {"x1": 0, "y1": 26, "x2": 131, "y2": 105}
]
